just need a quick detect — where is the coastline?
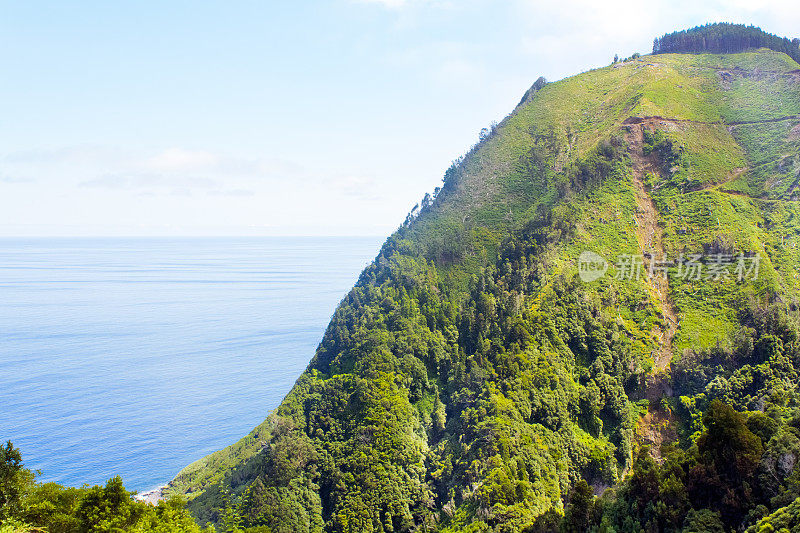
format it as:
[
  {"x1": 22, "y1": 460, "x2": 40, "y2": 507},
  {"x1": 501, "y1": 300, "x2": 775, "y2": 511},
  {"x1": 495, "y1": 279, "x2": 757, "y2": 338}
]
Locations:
[{"x1": 134, "y1": 484, "x2": 168, "y2": 505}]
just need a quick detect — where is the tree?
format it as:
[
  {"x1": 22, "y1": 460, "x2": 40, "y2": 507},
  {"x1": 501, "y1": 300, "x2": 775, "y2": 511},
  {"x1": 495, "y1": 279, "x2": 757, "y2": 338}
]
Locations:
[
  {"x1": 23, "y1": 482, "x2": 84, "y2": 533},
  {"x1": 697, "y1": 400, "x2": 763, "y2": 484},
  {"x1": 561, "y1": 480, "x2": 594, "y2": 533},
  {"x1": 421, "y1": 192, "x2": 432, "y2": 211},
  {"x1": 0, "y1": 442, "x2": 209, "y2": 532},
  {"x1": 653, "y1": 23, "x2": 800, "y2": 63},
  {"x1": 432, "y1": 389, "x2": 446, "y2": 436},
  {"x1": 626, "y1": 449, "x2": 660, "y2": 515},
  {"x1": 0, "y1": 441, "x2": 35, "y2": 522},
  {"x1": 687, "y1": 401, "x2": 764, "y2": 527},
  {"x1": 220, "y1": 489, "x2": 243, "y2": 533},
  {"x1": 76, "y1": 476, "x2": 146, "y2": 532},
  {"x1": 682, "y1": 509, "x2": 725, "y2": 533},
  {"x1": 145, "y1": 497, "x2": 212, "y2": 533}
]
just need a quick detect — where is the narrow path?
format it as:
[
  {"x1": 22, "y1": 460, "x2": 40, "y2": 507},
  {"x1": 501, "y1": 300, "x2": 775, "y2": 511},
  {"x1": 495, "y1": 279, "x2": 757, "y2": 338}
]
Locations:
[
  {"x1": 729, "y1": 115, "x2": 800, "y2": 126},
  {"x1": 624, "y1": 122, "x2": 679, "y2": 460},
  {"x1": 692, "y1": 166, "x2": 748, "y2": 193},
  {"x1": 679, "y1": 160, "x2": 798, "y2": 202},
  {"x1": 621, "y1": 110, "x2": 800, "y2": 459},
  {"x1": 623, "y1": 114, "x2": 800, "y2": 128},
  {"x1": 624, "y1": 123, "x2": 678, "y2": 371},
  {"x1": 710, "y1": 67, "x2": 800, "y2": 79}
]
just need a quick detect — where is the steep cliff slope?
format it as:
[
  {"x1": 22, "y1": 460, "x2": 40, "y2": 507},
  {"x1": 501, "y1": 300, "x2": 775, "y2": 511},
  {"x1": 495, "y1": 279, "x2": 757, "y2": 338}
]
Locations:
[{"x1": 169, "y1": 46, "x2": 800, "y2": 532}]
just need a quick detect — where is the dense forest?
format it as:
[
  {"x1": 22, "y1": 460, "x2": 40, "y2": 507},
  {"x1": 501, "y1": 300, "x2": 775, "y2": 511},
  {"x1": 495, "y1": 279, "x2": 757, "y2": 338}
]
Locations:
[
  {"x1": 653, "y1": 23, "x2": 800, "y2": 63},
  {"x1": 5, "y1": 24, "x2": 800, "y2": 533}
]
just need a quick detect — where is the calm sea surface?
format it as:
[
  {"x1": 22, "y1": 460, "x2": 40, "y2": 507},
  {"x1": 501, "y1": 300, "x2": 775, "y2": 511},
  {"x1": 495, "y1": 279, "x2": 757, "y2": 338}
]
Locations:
[{"x1": 0, "y1": 237, "x2": 382, "y2": 492}]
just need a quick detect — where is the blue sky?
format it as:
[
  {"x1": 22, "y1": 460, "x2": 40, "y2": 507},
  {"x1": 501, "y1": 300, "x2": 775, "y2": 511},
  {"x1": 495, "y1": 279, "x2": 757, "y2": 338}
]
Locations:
[{"x1": 2, "y1": 0, "x2": 798, "y2": 236}]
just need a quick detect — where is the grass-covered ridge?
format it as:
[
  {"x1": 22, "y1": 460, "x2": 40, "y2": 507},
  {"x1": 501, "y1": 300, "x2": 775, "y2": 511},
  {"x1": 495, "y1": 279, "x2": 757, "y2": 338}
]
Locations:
[{"x1": 157, "y1": 46, "x2": 800, "y2": 533}]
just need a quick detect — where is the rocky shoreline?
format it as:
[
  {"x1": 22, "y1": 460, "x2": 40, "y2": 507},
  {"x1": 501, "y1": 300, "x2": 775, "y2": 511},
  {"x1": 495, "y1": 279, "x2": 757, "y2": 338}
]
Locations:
[{"x1": 134, "y1": 485, "x2": 167, "y2": 505}]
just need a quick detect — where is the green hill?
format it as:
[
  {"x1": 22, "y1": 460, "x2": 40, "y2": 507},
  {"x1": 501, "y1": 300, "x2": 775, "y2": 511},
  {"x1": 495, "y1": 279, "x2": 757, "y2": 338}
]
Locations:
[{"x1": 167, "y1": 41, "x2": 800, "y2": 532}]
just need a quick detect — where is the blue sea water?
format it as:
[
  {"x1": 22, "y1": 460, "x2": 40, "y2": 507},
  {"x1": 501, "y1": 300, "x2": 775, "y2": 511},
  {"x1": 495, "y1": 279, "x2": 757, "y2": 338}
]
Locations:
[{"x1": 0, "y1": 237, "x2": 382, "y2": 492}]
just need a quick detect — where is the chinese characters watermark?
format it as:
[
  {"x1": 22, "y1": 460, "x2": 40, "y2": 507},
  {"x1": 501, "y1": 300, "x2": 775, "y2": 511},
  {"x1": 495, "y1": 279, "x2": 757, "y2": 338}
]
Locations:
[{"x1": 578, "y1": 251, "x2": 760, "y2": 282}]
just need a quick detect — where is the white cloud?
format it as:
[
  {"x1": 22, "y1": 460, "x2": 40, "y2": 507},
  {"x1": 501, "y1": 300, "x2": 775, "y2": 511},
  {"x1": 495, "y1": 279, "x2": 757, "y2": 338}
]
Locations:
[
  {"x1": 2, "y1": 144, "x2": 314, "y2": 197},
  {"x1": 0, "y1": 140, "x2": 404, "y2": 235},
  {"x1": 357, "y1": 0, "x2": 409, "y2": 7},
  {"x1": 144, "y1": 148, "x2": 301, "y2": 180},
  {"x1": 353, "y1": 0, "x2": 453, "y2": 8},
  {"x1": 3, "y1": 145, "x2": 129, "y2": 166},
  {"x1": 145, "y1": 148, "x2": 220, "y2": 173},
  {"x1": 331, "y1": 175, "x2": 383, "y2": 201},
  {"x1": 79, "y1": 172, "x2": 218, "y2": 190},
  {"x1": 0, "y1": 175, "x2": 34, "y2": 184},
  {"x1": 434, "y1": 58, "x2": 484, "y2": 84},
  {"x1": 207, "y1": 189, "x2": 256, "y2": 197},
  {"x1": 388, "y1": 40, "x2": 486, "y2": 88},
  {"x1": 515, "y1": 0, "x2": 659, "y2": 76}
]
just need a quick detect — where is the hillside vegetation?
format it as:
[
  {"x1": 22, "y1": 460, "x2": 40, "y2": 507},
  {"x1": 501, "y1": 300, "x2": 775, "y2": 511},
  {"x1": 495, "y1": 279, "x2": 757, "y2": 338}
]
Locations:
[
  {"x1": 4, "y1": 26, "x2": 800, "y2": 533},
  {"x1": 159, "y1": 42, "x2": 800, "y2": 532},
  {"x1": 0, "y1": 440, "x2": 210, "y2": 533}
]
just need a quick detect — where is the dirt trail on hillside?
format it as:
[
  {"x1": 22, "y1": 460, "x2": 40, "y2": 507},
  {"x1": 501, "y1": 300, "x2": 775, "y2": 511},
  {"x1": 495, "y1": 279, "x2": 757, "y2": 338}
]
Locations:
[
  {"x1": 687, "y1": 164, "x2": 800, "y2": 201},
  {"x1": 624, "y1": 124, "x2": 679, "y2": 371},
  {"x1": 623, "y1": 114, "x2": 800, "y2": 128},
  {"x1": 625, "y1": 123, "x2": 679, "y2": 460},
  {"x1": 692, "y1": 166, "x2": 749, "y2": 193}
]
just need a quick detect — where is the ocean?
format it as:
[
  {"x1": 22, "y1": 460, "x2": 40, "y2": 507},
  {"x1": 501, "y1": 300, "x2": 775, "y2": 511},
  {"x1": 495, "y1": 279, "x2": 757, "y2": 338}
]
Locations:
[{"x1": 0, "y1": 236, "x2": 383, "y2": 492}]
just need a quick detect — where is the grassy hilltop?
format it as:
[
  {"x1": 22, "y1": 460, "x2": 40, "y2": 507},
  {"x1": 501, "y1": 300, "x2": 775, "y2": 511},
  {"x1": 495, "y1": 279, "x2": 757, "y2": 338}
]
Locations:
[{"x1": 163, "y1": 34, "x2": 800, "y2": 532}]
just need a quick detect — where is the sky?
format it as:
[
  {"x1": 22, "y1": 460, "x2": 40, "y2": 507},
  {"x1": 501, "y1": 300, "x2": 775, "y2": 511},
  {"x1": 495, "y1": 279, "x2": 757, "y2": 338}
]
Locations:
[{"x1": 1, "y1": 0, "x2": 799, "y2": 236}]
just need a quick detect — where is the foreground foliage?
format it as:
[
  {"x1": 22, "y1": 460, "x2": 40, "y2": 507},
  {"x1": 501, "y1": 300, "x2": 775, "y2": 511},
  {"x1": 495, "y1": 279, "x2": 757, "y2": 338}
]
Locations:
[
  {"x1": 591, "y1": 398, "x2": 800, "y2": 532},
  {"x1": 0, "y1": 442, "x2": 213, "y2": 533}
]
